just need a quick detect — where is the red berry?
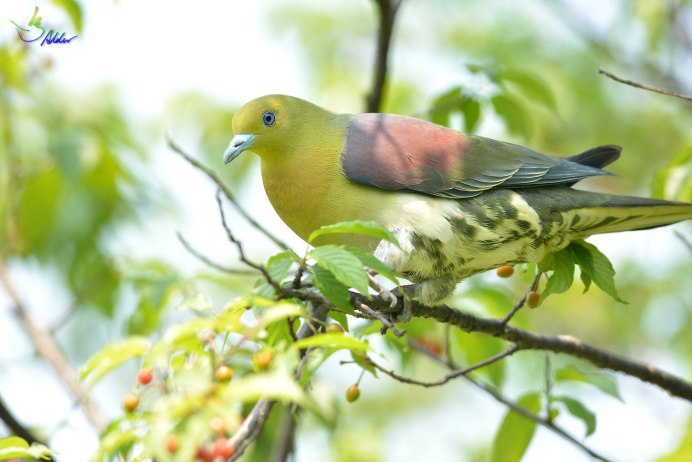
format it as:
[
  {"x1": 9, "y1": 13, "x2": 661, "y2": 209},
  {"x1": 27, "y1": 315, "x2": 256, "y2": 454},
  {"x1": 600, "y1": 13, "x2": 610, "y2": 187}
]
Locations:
[
  {"x1": 346, "y1": 384, "x2": 360, "y2": 403},
  {"x1": 253, "y1": 351, "x2": 273, "y2": 370},
  {"x1": 195, "y1": 446, "x2": 214, "y2": 462},
  {"x1": 527, "y1": 291, "x2": 541, "y2": 308},
  {"x1": 496, "y1": 265, "x2": 514, "y2": 278},
  {"x1": 122, "y1": 393, "x2": 139, "y2": 412},
  {"x1": 137, "y1": 368, "x2": 153, "y2": 385},
  {"x1": 165, "y1": 435, "x2": 179, "y2": 453},
  {"x1": 215, "y1": 365, "x2": 233, "y2": 382},
  {"x1": 212, "y1": 437, "x2": 236, "y2": 459}
]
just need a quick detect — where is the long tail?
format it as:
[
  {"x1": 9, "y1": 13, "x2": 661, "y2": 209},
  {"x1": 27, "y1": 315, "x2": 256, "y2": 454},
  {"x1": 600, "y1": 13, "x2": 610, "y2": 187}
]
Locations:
[{"x1": 518, "y1": 188, "x2": 692, "y2": 237}]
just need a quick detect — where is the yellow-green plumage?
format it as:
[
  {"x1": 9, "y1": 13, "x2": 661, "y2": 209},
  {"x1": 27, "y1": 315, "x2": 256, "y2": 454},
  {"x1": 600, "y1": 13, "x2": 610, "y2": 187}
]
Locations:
[{"x1": 224, "y1": 95, "x2": 692, "y2": 304}]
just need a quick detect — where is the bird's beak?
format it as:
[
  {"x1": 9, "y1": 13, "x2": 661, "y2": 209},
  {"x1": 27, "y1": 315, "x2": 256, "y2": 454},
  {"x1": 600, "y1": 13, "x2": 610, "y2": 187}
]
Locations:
[{"x1": 223, "y1": 134, "x2": 255, "y2": 164}]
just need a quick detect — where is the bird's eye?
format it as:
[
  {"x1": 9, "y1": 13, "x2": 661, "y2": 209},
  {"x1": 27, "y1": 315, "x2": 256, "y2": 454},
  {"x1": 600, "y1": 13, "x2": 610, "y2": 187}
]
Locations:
[{"x1": 262, "y1": 111, "x2": 276, "y2": 127}]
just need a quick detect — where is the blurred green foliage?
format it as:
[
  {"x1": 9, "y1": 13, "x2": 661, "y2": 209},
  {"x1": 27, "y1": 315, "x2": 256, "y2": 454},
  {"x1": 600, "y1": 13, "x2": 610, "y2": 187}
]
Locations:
[{"x1": 1, "y1": 1, "x2": 691, "y2": 462}]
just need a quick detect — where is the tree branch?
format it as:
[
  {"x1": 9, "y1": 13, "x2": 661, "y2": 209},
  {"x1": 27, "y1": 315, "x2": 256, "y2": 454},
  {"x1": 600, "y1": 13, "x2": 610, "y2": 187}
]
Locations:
[
  {"x1": 351, "y1": 293, "x2": 692, "y2": 401},
  {"x1": 176, "y1": 231, "x2": 257, "y2": 275},
  {"x1": 166, "y1": 134, "x2": 290, "y2": 251},
  {"x1": 366, "y1": 0, "x2": 403, "y2": 112},
  {"x1": 0, "y1": 393, "x2": 57, "y2": 462},
  {"x1": 408, "y1": 340, "x2": 614, "y2": 462},
  {"x1": 598, "y1": 67, "x2": 692, "y2": 102},
  {"x1": 0, "y1": 260, "x2": 106, "y2": 431}
]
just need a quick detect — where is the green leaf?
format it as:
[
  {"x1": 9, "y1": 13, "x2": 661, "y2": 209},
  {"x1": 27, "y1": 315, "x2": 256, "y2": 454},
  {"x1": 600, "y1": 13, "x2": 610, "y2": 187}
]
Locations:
[
  {"x1": 266, "y1": 251, "x2": 296, "y2": 281},
  {"x1": 343, "y1": 245, "x2": 398, "y2": 283},
  {"x1": 651, "y1": 147, "x2": 692, "y2": 202},
  {"x1": 292, "y1": 332, "x2": 369, "y2": 351},
  {"x1": 0, "y1": 436, "x2": 53, "y2": 460},
  {"x1": 462, "y1": 98, "x2": 481, "y2": 132},
  {"x1": 501, "y1": 69, "x2": 557, "y2": 110},
  {"x1": 329, "y1": 311, "x2": 349, "y2": 331},
  {"x1": 554, "y1": 396, "x2": 596, "y2": 436},
  {"x1": 310, "y1": 246, "x2": 369, "y2": 294},
  {"x1": 492, "y1": 94, "x2": 530, "y2": 137},
  {"x1": 569, "y1": 240, "x2": 626, "y2": 303},
  {"x1": 80, "y1": 336, "x2": 150, "y2": 388},
  {"x1": 538, "y1": 249, "x2": 575, "y2": 299},
  {"x1": 312, "y1": 265, "x2": 353, "y2": 312},
  {"x1": 492, "y1": 391, "x2": 541, "y2": 462},
  {"x1": 554, "y1": 364, "x2": 623, "y2": 402},
  {"x1": 255, "y1": 302, "x2": 305, "y2": 330},
  {"x1": 308, "y1": 221, "x2": 399, "y2": 247}
]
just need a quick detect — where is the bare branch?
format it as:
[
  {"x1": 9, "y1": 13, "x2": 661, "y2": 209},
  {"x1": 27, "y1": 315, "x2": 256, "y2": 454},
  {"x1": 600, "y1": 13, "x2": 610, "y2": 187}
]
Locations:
[
  {"x1": 176, "y1": 231, "x2": 256, "y2": 275},
  {"x1": 0, "y1": 260, "x2": 106, "y2": 431},
  {"x1": 366, "y1": 0, "x2": 404, "y2": 112},
  {"x1": 356, "y1": 301, "x2": 405, "y2": 337},
  {"x1": 367, "y1": 343, "x2": 518, "y2": 387},
  {"x1": 598, "y1": 67, "x2": 692, "y2": 102},
  {"x1": 166, "y1": 134, "x2": 290, "y2": 251},
  {"x1": 0, "y1": 394, "x2": 57, "y2": 461},
  {"x1": 409, "y1": 340, "x2": 614, "y2": 462}
]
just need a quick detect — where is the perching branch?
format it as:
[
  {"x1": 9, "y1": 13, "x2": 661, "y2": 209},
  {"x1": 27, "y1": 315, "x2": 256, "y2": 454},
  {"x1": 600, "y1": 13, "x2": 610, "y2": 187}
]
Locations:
[
  {"x1": 352, "y1": 293, "x2": 692, "y2": 401},
  {"x1": 0, "y1": 260, "x2": 106, "y2": 431},
  {"x1": 166, "y1": 134, "x2": 290, "y2": 251},
  {"x1": 598, "y1": 67, "x2": 692, "y2": 102},
  {"x1": 366, "y1": 0, "x2": 404, "y2": 112}
]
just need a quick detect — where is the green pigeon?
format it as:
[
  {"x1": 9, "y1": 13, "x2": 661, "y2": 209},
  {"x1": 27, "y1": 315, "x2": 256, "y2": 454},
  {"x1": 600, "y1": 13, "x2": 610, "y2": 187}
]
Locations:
[{"x1": 223, "y1": 95, "x2": 692, "y2": 305}]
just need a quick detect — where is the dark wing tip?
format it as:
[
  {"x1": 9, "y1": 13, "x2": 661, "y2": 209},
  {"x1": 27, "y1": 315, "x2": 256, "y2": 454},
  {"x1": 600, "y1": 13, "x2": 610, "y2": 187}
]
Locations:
[{"x1": 567, "y1": 145, "x2": 622, "y2": 170}]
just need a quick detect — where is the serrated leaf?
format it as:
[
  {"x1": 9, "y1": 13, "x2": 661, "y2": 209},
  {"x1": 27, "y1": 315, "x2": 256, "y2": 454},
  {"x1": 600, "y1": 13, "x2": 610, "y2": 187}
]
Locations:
[
  {"x1": 0, "y1": 436, "x2": 53, "y2": 460},
  {"x1": 292, "y1": 332, "x2": 369, "y2": 351},
  {"x1": 462, "y1": 98, "x2": 481, "y2": 132},
  {"x1": 312, "y1": 265, "x2": 353, "y2": 312},
  {"x1": 310, "y1": 246, "x2": 369, "y2": 294},
  {"x1": 554, "y1": 395, "x2": 597, "y2": 436},
  {"x1": 492, "y1": 94, "x2": 530, "y2": 137},
  {"x1": 309, "y1": 221, "x2": 399, "y2": 247},
  {"x1": 343, "y1": 245, "x2": 398, "y2": 283},
  {"x1": 492, "y1": 391, "x2": 541, "y2": 462},
  {"x1": 569, "y1": 240, "x2": 626, "y2": 303},
  {"x1": 501, "y1": 69, "x2": 557, "y2": 110},
  {"x1": 80, "y1": 336, "x2": 150, "y2": 387},
  {"x1": 554, "y1": 365, "x2": 623, "y2": 402},
  {"x1": 257, "y1": 251, "x2": 296, "y2": 298},
  {"x1": 539, "y1": 249, "x2": 575, "y2": 299}
]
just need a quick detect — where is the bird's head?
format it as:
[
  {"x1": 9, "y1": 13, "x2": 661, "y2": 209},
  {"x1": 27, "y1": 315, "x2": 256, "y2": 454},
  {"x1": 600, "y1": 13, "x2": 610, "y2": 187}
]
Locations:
[{"x1": 223, "y1": 94, "x2": 333, "y2": 164}]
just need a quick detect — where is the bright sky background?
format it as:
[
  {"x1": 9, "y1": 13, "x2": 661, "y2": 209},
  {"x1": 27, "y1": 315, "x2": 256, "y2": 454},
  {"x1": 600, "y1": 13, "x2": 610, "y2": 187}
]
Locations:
[{"x1": 1, "y1": 1, "x2": 690, "y2": 461}]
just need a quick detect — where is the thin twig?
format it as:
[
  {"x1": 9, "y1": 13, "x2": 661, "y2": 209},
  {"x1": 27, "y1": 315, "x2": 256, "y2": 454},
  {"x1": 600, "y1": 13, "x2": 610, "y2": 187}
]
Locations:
[
  {"x1": 409, "y1": 340, "x2": 613, "y2": 462},
  {"x1": 674, "y1": 231, "x2": 692, "y2": 253},
  {"x1": 356, "y1": 301, "x2": 405, "y2": 337},
  {"x1": 0, "y1": 260, "x2": 106, "y2": 431},
  {"x1": 166, "y1": 134, "x2": 289, "y2": 251},
  {"x1": 215, "y1": 188, "x2": 282, "y2": 293},
  {"x1": 598, "y1": 67, "x2": 692, "y2": 102},
  {"x1": 499, "y1": 272, "x2": 541, "y2": 326},
  {"x1": 367, "y1": 343, "x2": 518, "y2": 387},
  {"x1": 366, "y1": 0, "x2": 404, "y2": 112},
  {"x1": 176, "y1": 232, "x2": 256, "y2": 275}
]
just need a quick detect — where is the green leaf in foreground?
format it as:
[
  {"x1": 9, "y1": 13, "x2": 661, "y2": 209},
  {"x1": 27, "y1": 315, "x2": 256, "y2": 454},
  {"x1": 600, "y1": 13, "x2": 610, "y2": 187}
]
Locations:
[
  {"x1": 554, "y1": 396, "x2": 597, "y2": 436},
  {"x1": 492, "y1": 391, "x2": 541, "y2": 462},
  {"x1": 311, "y1": 265, "x2": 353, "y2": 312},
  {"x1": 310, "y1": 245, "x2": 369, "y2": 295},
  {"x1": 0, "y1": 436, "x2": 53, "y2": 461},
  {"x1": 291, "y1": 332, "x2": 369, "y2": 351},
  {"x1": 308, "y1": 220, "x2": 399, "y2": 247},
  {"x1": 570, "y1": 240, "x2": 626, "y2": 303},
  {"x1": 80, "y1": 336, "x2": 150, "y2": 388},
  {"x1": 538, "y1": 248, "x2": 575, "y2": 300}
]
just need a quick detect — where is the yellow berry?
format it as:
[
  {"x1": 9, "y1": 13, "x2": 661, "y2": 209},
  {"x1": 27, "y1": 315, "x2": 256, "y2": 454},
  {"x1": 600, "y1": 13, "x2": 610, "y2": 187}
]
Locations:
[
  {"x1": 527, "y1": 291, "x2": 541, "y2": 308},
  {"x1": 122, "y1": 393, "x2": 139, "y2": 412},
  {"x1": 346, "y1": 384, "x2": 360, "y2": 403},
  {"x1": 496, "y1": 265, "x2": 514, "y2": 278},
  {"x1": 253, "y1": 351, "x2": 273, "y2": 370},
  {"x1": 215, "y1": 365, "x2": 233, "y2": 382},
  {"x1": 326, "y1": 323, "x2": 345, "y2": 334}
]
